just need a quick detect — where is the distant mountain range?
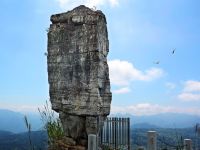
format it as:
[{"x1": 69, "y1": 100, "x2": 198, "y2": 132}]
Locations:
[
  {"x1": 0, "y1": 130, "x2": 47, "y2": 150},
  {"x1": 132, "y1": 122, "x2": 160, "y2": 129},
  {"x1": 0, "y1": 128, "x2": 198, "y2": 150},
  {"x1": 0, "y1": 109, "x2": 200, "y2": 150},
  {"x1": 0, "y1": 109, "x2": 43, "y2": 133},
  {"x1": 1, "y1": 109, "x2": 200, "y2": 133},
  {"x1": 1, "y1": 128, "x2": 198, "y2": 150},
  {"x1": 110, "y1": 112, "x2": 200, "y2": 128}
]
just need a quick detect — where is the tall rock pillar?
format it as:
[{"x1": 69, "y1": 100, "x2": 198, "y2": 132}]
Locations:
[{"x1": 47, "y1": 5, "x2": 112, "y2": 149}]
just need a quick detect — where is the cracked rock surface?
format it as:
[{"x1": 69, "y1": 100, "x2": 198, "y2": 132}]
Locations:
[{"x1": 47, "y1": 5, "x2": 112, "y2": 149}]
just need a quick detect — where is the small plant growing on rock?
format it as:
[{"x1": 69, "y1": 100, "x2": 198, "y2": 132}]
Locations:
[{"x1": 38, "y1": 101, "x2": 64, "y2": 145}]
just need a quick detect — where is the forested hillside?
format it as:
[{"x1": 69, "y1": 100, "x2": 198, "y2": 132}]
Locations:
[{"x1": 1, "y1": 128, "x2": 200, "y2": 150}]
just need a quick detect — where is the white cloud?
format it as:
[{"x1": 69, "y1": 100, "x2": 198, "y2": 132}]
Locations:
[
  {"x1": 108, "y1": 59, "x2": 164, "y2": 86},
  {"x1": 108, "y1": 0, "x2": 119, "y2": 7},
  {"x1": 183, "y1": 80, "x2": 200, "y2": 92},
  {"x1": 55, "y1": 0, "x2": 120, "y2": 10},
  {"x1": 111, "y1": 103, "x2": 170, "y2": 116},
  {"x1": 2, "y1": 102, "x2": 200, "y2": 116},
  {"x1": 178, "y1": 80, "x2": 200, "y2": 102},
  {"x1": 0, "y1": 103, "x2": 43, "y2": 113},
  {"x1": 165, "y1": 82, "x2": 176, "y2": 90},
  {"x1": 113, "y1": 87, "x2": 131, "y2": 94},
  {"x1": 111, "y1": 103, "x2": 200, "y2": 116},
  {"x1": 178, "y1": 93, "x2": 200, "y2": 102}
]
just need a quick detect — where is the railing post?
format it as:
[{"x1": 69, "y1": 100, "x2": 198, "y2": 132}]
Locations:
[
  {"x1": 184, "y1": 139, "x2": 192, "y2": 150},
  {"x1": 88, "y1": 134, "x2": 97, "y2": 150},
  {"x1": 137, "y1": 146, "x2": 145, "y2": 150},
  {"x1": 114, "y1": 117, "x2": 117, "y2": 149},
  {"x1": 128, "y1": 118, "x2": 131, "y2": 150},
  {"x1": 119, "y1": 118, "x2": 122, "y2": 145},
  {"x1": 147, "y1": 131, "x2": 157, "y2": 150}
]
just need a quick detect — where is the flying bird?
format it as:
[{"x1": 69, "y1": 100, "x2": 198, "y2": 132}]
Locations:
[
  {"x1": 44, "y1": 52, "x2": 48, "y2": 56},
  {"x1": 172, "y1": 48, "x2": 176, "y2": 54},
  {"x1": 153, "y1": 61, "x2": 160, "y2": 64},
  {"x1": 46, "y1": 28, "x2": 49, "y2": 32}
]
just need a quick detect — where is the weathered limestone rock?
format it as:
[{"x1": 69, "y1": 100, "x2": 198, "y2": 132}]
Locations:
[{"x1": 47, "y1": 5, "x2": 111, "y2": 149}]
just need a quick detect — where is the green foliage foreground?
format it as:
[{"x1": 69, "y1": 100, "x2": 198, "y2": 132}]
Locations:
[{"x1": 38, "y1": 101, "x2": 64, "y2": 145}]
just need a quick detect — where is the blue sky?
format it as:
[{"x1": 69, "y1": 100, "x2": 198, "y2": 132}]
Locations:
[{"x1": 0, "y1": 0, "x2": 200, "y2": 115}]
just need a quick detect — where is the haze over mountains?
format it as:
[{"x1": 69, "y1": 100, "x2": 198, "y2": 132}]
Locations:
[
  {"x1": 0, "y1": 109, "x2": 43, "y2": 133},
  {"x1": 113, "y1": 113, "x2": 200, "y2": 128},
  {"x1": 1, "y1": 108, "x2": 200, "y2": 150},
  {"x1": 0, "y1": 130, "x2": 47, "y2": 150},
  {"x1": 0, "y1": 109, "x2": 200, "y2": 133}
]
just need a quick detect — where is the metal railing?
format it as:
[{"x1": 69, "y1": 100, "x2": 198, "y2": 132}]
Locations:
[{"x1": 99, "y1": 117, "x2": 131, "y2": 150}]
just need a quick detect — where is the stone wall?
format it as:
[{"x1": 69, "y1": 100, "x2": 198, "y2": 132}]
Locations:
[{"x1": 47, "y1": 5, "x2": 112, "y2": 149}]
